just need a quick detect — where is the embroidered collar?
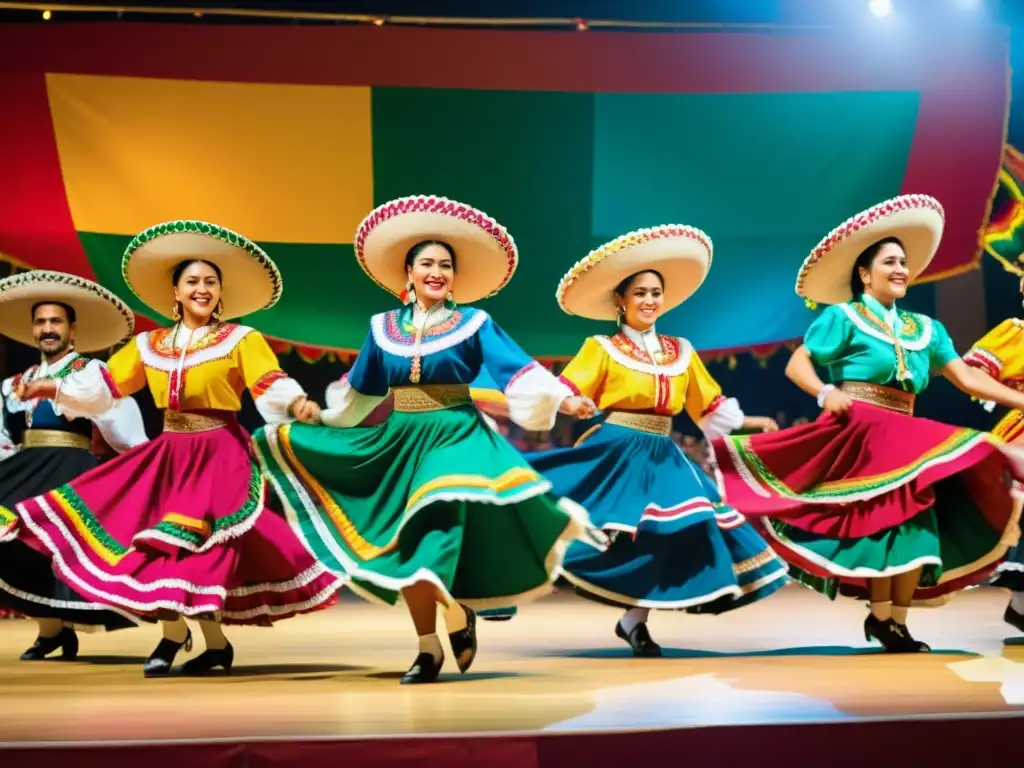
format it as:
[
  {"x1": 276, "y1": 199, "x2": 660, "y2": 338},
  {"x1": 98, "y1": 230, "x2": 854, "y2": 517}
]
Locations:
[
  {"x1": 147, "y1": 322, "x2": 238, "y2": 359},
  {"x1": 860, "y1": 294, "x2": 899, "y2": 331},
  {"x1": 610, "y1": 326, "x2": 675, "y2": 366},
  {"x1": 620, "y1": 323, "x2": 659, "y2": 351},
  {"x1": 34, "y1": 350, "x2": 81, "y2": 379},
  {"x1": 384, "y1": 306, "x2": 466, "y2": 345},
  {"x1": 411, "y1": 303, "x2": 454, "y2": 331}
]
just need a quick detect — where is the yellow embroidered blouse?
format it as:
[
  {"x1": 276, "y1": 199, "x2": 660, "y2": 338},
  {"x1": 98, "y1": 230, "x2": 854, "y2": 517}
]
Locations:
[
  {"x1": 57, "y1": 323, "x2": 305, "y2": 423},
  {"x1": 965, "y1": 318, "x2": 1024, "y2": 440},
  {"x1": 559, "y1": 330, "x2": 744, "y2": 436}
]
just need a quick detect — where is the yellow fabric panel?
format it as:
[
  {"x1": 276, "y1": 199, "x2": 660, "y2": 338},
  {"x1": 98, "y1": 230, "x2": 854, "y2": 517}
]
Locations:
[
  {"x1": 107, "y1": 338, "x2": 147, "y2": 396},
  {"x1": 682, "y1": 351, "x2": 724, "y2": 424},
  {"x1": 574, "y1": 344, "x2": 691, "y2": 417},
  {"x1": 45, "y1": 74, "x2": 372, "y2": 243},
  {"x1": 236, "y1": 331, "x2": 284, "y2": 390}
]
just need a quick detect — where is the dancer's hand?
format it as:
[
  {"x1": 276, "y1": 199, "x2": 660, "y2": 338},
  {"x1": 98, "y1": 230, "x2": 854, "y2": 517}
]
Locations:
[
  {"x1": 14, "y1": 379, "x2": 55, "y2": 402},
  {"x1": 748, "y1": 416, "x2": 780, "y2": 433},
  {"x1": 290, "y1": 396, "x2": 322, "y2": 424},
  {"x1": 560, "y1": 395, "x2": 597, "y2": 420},
  {"x1": 822, "y1": 389, "x2": 853, "y2": 416}
]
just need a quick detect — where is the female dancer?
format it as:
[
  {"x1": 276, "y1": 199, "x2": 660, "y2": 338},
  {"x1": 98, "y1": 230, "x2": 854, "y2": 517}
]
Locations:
[
  {"x1": 253, "y1": 195, "x2": 606, "y2": 684},
  {"x1": 712, "y1": 195, "x2": 1024, "y2": 652},
  {"x1": 964, "y1": 257, "x2": 1024, "y2": 635},
  {"x1": 14, "y1": 221, "x2": 343, "y2": 676},
  {"x1": 512, "y1": 225, "x2": 789, "y2": 655}
]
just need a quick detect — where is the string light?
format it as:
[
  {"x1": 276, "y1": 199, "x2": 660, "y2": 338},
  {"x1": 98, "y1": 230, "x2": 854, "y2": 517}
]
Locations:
[
  {"x1": 868, "y1": 0, "x2": 893, "y2": 18},
  {"x1": 41, "y1": 8, "x2": 50, "y2": 19},
  {"x1": 574, "y1": 17, "x2": 588, "y2": 31}
]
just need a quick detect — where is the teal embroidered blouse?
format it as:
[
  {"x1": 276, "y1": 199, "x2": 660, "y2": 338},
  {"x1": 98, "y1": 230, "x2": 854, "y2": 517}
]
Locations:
[{"x1": 803, "y1": 295, "x2": 959, "y2": 395}]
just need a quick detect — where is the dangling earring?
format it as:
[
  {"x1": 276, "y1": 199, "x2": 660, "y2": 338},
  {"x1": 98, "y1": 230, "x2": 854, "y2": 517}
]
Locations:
[
  {"x1": 444, "y1": 291, "x2": 456, "y2": 311},
  {"x1": 616, "y1": 305, "x2": 625, "y2": 327},
  {"x1": 400, "y1": 283, "x2": 416, "y2": 306},
  {"x1": 172, "y1": 301, "x2": 181, "y2": 322},
  {"x1": 212, "y1": 300, "x2": 223, "y2": 321}
]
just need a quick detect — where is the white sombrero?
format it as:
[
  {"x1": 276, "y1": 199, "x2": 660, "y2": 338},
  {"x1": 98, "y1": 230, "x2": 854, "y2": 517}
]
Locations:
[
  {"x1": 556, "y1": 225, "x2": 713, "y2": 321},
  {"x1": 354, "y1": 195, "x2": 519, "y2": 304},
  {"x1": 796, "y1": 194, "x2": 945, "y2": 306},
  {"x1": 0, "y1": 270, "x2": 134, "y2": 352},
  {"x1": 122, "y1": 220, "x2": 282, "y2": 320}
]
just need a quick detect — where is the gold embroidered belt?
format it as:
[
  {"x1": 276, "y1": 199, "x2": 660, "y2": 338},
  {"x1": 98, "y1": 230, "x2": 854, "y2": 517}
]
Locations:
[
  {"x1": 22, "y1": 429, "x2": 91, "y2": 450},
  {"x1": 839, "y1": 381, "x2": 915, "y2": 416},
  {"x1": 163, "y1": 410, "x2": 234, "y2": 433},
  {"x1": 605, "y1": 411, "x2": 673, "y2": 436},
  {"x1": 391, "y1": 385, "x2": 473, "y2": 413}
]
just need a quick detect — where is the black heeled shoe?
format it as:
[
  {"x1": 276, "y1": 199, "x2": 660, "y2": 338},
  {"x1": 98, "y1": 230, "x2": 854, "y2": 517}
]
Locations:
[
  {"x1": 615, "y1": 620, "x2": 662, "y2": 658},
  {"x1": 400, "y1": 652, "x2": 444, "y2": 684},
  {"x1": 863, "y1": 615, "x2": 929, "y2": 653},
  {"x1": 181, "y1": 642, "x2": 234, "y2": 676},
  {"x1": 20, "y1": 627, "x2": 78, "y2": 661},
  {"x1": 1005, "y1": 604, "x2": 1024, "y2": 635},
  {"x1": 448, "y1": 605, "x2": 478, "y2": 673},
  {"x1": 143, "y1": 629, "x2": 193, "y2": 678}
]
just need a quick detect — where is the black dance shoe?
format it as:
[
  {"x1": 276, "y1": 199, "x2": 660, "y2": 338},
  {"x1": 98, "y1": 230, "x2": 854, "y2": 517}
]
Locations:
[
  {"x1": 20, "y1": 627, "x2": 78, "y2": 661},
  {"x1": 181, "y1": 642, "x2": 234, "y2": 676},
  {"x1": 1005, "y1": 604, "x2": 1024, "y2": 635},
  {"x1": 143, "y1": 629, "x2": 193, "y2": 678},
  {"x1": 400, "y1": 652, "x2": 444, "y2": 684},
  {"x1": 615, "y1": 620, "x2": 662, "y2": 658},
  {"x1": 448, "y1": 604, "x2": 478, "y2": 673},
  {"x1": 864, "y1": 615, "x2": 930, "y2": 653}
]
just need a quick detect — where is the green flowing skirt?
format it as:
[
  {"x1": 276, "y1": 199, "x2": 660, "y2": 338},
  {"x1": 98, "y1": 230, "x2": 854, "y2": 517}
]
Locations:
[{"x1": 252, "y1": 405, "x2": 599, "y2": 608}]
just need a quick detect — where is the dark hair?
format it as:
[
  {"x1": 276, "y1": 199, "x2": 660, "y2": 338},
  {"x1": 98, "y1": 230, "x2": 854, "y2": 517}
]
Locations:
[
  {"x1": 31, "y1": 301, "x2": 76, "y2": 324},
  {"x1": 613, "y1": 269, "x2": 665, "y2": 298},
  {"x1": 405, "y1": 240, "x2": 457, "y2": 271},
  {"x1": 850, "y1": 237, "x2": 904, "y2": 298},
  {"x1": 172, "y1": 259, "x2": 223, "y2": 285}
]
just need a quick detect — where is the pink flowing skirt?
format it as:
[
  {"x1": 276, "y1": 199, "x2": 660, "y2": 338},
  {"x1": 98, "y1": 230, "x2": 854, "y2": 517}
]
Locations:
[{"x1": 11, "y1": 412, "x2": 342, "y2": 625}]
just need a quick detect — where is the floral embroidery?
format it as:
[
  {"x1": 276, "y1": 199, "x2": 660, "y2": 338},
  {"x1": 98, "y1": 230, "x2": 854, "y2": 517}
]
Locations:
[
  {"x1": 146, "y1": 323, "x2": 238, "y2": 359},
  {"x1": 383, "y1": 309, "x2": 464, "y2": 346},
  {"x1": 609, "y1": 332, "x2": 680, "y2": 366},
  {"x1": 251, "y1": 370, "x2": 289, "y2": 399}
]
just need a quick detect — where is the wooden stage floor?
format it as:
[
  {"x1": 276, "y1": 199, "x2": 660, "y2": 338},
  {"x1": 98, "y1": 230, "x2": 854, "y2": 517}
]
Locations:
[{"x1": 2, "y1": 584, "x2": 1024, "y2": 745}]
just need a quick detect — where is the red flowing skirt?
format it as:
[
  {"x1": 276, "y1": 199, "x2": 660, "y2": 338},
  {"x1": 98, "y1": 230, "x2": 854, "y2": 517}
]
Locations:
[{"x1": 10, "y1": 414, "x2": 343, "y2": 625}]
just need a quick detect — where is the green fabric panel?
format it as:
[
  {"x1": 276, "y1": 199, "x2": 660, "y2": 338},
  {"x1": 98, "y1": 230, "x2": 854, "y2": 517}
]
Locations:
[
  {"x1": 370, "y1": 87, "x2": 598, "y2": 357},
  {"x1": 79, "y1": 232, "x2": 385, "y2": 347},
  {"x1": 590, "y1": 91, "x2": 921, "y2": 350}
]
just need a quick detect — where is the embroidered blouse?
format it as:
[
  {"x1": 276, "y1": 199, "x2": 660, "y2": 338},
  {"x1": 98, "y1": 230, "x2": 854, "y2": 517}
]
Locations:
[
  {"x1": 804, "y1": 296, "x2": 958, "y2": 395},
  {"x1": 964, "y1": 318, "x2": 1024, "y2": 414},
  {"x1": 53, "y1": 323, "x2": 305, "y2": 425},
  {"x1": 556, "y1": 324, "x2": 745, "y2": 439},
  {"x1": 0, "y1": 351, "x2": 148, "y2": 459},
  {"x1": 321, "y1": 305, "x2": 573, "y2": 431}
]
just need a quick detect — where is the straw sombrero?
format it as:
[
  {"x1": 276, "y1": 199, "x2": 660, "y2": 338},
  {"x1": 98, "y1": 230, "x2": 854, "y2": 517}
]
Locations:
[
  {"x1": 122, "y1": 220, "x2": 282, "y2": 320},
  {"x1": 0, "y1": 270, "x2": 134, "y2": 352},
  {"x1": 556, "y1": 225, "x2": 713, "y2": 321},
  {"x1": 354, "y1": 196, "x2": 518, "y2": 304},
  {"x1": 796, "y1": 194, "x2": 945, "y2": 306}
]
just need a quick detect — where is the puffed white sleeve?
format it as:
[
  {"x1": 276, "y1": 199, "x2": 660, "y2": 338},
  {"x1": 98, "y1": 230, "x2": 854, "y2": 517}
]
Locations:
[
  {"x1": 89, "y1": 391, "x2": 149, "y2": 453},
  {"x1": 320, "y1": 328, "x2": 390, "y2": 429}
]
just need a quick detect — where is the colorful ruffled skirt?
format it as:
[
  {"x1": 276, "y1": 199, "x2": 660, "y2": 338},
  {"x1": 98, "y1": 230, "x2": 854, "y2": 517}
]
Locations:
[
  {"x1": 989, "y1": 409, "x2": 1024, "y2": 591},
  {"x1": 0, "y1": 440, "x2": 137, "y2": 629},
  {"x1": 712, "y1": 397, "x2": 1024, "y2": 602},
  {"x1": 524, "y1": 413, "x2": 788, "y2": 612},
  {"x1": 252, "y1": 400, "x2": 602, "y2": 609},
  {"x1": 9, "y1": 411, "x2": 343, "y2": 624}
]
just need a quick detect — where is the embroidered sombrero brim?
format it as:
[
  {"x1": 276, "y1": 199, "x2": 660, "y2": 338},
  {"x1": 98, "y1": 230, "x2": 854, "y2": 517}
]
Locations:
[
  {"x1": 355, "y1": 196, "x2": 519, "y2": 305},
  {"x1": 556, "y1": 225, "x2": 713, "y2": 321},
  {"x1": 0, "y1": 270, "x2": 134, "y2": 352},
  {"x1": 796, "y1": 195, "x2": 945, "y2": 306},
  {"x1": 122, "y1": 220, "x2": 282, "y2": 320}
]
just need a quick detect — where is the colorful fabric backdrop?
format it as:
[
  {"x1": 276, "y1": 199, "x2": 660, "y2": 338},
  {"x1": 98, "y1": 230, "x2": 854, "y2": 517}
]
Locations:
[{"x1": 0, "y1": 23, "x2": 1009, "y2": 359}]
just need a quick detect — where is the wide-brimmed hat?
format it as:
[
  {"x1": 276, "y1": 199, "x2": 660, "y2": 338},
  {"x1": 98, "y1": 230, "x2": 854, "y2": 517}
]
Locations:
[
  {"x1": 556, "y1": 225, "x2": 713, "y2": 321},
  {"x1": 354, "y1": 196, "x2": 518, "y2": 304},
  {"x1": 0, "y1": 270, "x2": 134, "y2": 352},
  {"x1": 796, "y1": 194, "x2": 945, "y2": 306},
  {"x1": 122, "y1": 220, "x2": 282, "y2": 320}
]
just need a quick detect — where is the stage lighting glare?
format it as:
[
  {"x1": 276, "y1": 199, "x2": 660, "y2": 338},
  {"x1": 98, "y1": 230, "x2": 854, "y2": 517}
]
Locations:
[{"x1": 868, "y1": 0, "x2": 893, "y2": 18}]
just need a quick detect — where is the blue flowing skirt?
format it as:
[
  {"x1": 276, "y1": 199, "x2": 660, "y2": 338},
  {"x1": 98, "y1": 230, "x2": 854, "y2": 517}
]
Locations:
[{"x1": 526, "y1": 422, "x2": 788, "y2": 612}]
